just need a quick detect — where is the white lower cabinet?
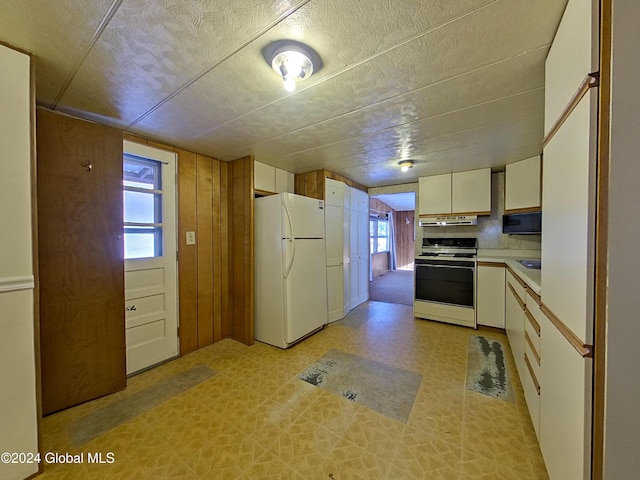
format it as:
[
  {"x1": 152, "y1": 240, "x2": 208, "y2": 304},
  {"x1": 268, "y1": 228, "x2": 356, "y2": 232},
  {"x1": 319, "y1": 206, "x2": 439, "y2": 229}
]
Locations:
[
  {"x1": 477, "y1": 263, "x2": 505, "y2": 328},
  {"x1": 523, "y1": 293, "x2": 542, "y2": 439},
  {"x1": 503, "y1": 266, "x2": 592, "y2": 479},
  {"x1": 505, "y1": 270, "x2": 526, "y2": 379},
  {"x1": 538, "y1": 311, "x2": 592, "y2": 480}
]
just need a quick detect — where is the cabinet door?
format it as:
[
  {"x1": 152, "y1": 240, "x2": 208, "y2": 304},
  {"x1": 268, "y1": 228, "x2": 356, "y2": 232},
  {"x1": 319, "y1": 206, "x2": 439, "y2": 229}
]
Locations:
[
  {"x1": 324, "y1": 205, "x2": 343, "y2": 267},
  {"x1": 325, "y1": 178, "x2": 344, "y2": 207},
  {"x1": 418, "y1": 174, "x2": 451, "y2": 215},
  {"x1": 505, "y1": 156, "x2": 541, "y2": 212},
  {"x1": 356, "y1": 204, "x2": 370, "y2": 305},
  {"x1": 0, "y1": 45, "x2": 39, "y2": 480},
  {"x1": 254, "y1": 161, "x2": 275, "y2": 192},
  {"x1": 542, "y1": 94, "x2": 595, "y2": 344},
  {"x1": 451, "y1": 168, "x2": 491, "y2": 214},
  {"x1": 326, "y1": 264, "x2": 344, "y2": 322},
  {"x1": 275, "y1": 167, "x2": 294, "y2": 193},
  {"x1": 539, "y1": 312, "x2": 592, "y2": 480},
  {"x1": 342, "y1": 187, "x2": 351, "y2": 316},
  {"x1": 477, "y1": 264, "x2": 505, "y2": 328}
]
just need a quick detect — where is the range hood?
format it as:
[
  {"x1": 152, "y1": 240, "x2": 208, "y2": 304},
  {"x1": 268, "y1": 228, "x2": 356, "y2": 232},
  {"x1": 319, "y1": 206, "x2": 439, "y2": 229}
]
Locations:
[{"x1": 419, "y1": 215, "x2": 478, "y2": 226}]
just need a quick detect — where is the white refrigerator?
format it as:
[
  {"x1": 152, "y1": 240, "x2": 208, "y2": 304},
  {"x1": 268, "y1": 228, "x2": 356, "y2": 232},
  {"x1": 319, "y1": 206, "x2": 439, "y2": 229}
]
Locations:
[{"x1": 255, "y1": 193, "x2": 328, "y2": 348}]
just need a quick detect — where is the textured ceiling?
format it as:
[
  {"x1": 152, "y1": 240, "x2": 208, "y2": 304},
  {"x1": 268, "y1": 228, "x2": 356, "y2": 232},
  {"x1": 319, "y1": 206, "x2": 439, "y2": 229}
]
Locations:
[{"x1": 0, "y1": 0, "x2": 568, "y2": 187}]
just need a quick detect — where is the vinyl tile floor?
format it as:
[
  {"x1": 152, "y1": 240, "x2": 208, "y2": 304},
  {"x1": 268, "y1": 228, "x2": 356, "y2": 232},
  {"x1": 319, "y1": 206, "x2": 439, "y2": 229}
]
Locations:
[{"x1": 37, "y1": 301, "x2": 548, "y2": 479}]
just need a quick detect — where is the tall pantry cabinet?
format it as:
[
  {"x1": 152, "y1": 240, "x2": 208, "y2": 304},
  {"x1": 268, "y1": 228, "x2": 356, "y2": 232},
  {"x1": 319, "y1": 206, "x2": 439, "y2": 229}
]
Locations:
[
  {"x1": 324, "y1": 178, "x2": 368, "y2": 321},
  {"x1": 538, "y1": 0, "x2": 597, "y2": 478},
  {"x1": 0, "y1": 44, "x2": 39, "y2": 480},
  {"x1": 325, "y1": 178, "x2": 350, "y2": 321},
  {"x1": 349, "y1": 187, "x2": 369, "y2": 309}
]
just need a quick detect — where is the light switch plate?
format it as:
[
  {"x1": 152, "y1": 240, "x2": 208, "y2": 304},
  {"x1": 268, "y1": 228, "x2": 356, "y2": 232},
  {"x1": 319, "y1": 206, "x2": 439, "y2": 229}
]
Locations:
[{"x1": 186, "y1": 231, "x2": 196, "y2": 245}]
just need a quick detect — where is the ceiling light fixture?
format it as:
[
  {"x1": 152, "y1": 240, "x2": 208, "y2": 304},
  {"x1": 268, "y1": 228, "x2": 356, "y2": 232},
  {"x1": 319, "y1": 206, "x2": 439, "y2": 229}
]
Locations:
[
  {"x1": 262, "y1": 40, "x2": 323, "y2": 93},
  {"x1": 398, "y1": 160, "x2": 414, "y2": 172}
]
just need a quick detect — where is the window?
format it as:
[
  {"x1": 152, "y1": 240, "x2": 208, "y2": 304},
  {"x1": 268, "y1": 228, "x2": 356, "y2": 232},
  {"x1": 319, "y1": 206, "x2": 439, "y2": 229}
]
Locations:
[
  {"x1": 370, "y1": 215, "x2": 389, "y2": 254},
  {"x1": 123, "y1": 154, "x2": 163, "y2": 259}
]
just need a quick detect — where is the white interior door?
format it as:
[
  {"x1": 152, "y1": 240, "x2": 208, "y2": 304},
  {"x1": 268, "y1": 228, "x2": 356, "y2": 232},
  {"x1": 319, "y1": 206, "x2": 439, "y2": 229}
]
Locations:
[{"x1": 123, "y1": 141, "x2": 177, "y2": 375}]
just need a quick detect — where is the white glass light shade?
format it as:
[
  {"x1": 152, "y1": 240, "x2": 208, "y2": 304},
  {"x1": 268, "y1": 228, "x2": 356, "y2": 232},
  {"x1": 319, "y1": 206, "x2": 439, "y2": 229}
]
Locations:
[{"x1": 271, "y1": 50, "x2": 314, "y2": 91}]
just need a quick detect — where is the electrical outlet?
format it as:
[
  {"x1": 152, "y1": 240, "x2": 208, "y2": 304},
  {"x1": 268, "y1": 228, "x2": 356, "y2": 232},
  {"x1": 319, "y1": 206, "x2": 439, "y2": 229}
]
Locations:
[{"x1": 186, "y1": 231, "x2": 196, "y2": 245}]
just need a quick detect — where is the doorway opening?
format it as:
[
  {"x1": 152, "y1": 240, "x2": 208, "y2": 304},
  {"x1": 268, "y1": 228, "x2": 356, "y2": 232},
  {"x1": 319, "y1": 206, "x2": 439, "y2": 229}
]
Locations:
[{"x1": 369, "y1": 192, "x2": 415, "y2": 306}]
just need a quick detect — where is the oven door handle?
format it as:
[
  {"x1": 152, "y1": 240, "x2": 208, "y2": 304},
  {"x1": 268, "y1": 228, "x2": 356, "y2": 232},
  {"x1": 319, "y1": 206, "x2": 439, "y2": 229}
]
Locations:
[{"x1": 415, "y1": 264, "x2": 475, "y2": 270}]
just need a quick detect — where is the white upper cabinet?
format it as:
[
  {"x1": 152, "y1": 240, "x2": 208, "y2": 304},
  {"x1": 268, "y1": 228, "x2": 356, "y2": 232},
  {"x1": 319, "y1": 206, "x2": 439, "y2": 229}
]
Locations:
[
  {"x1": 325, "y1": 177, "x2": 344, "y2": 207},
  {"x1": 542, "y1": 0, "x2": 596, "y2": 345},
  {"x1": 505, "y1": 156, "x2": 542, "y2": 212},
  {"x1": 275, "y1": 167, "x2": 294, "y2": 194},
  {"x1": 254, "y1": 161, "x2": 294, "y2": 194},
  {"x1": 419, "y1": 168, "x2": 491, "y2": 216},
  {"x1": 451, "y1": 168, "x2": 491, "y2": 214},
  {"x1": 419, "y1": 174, "x2": 451, "y2": 215},
  {"x1": 544, "y1": 0, "x2": 595, "y2": 135},
  {"x1": 254, "y1": 161, "x2": 275, "y2": 192}
]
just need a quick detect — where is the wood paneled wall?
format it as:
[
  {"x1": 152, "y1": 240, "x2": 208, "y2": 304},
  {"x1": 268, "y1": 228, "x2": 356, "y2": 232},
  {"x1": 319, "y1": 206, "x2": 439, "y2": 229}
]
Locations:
[
  {"x1": 370, "y1": 197, "x2": 415, "y2": 271},
  {"x1": 226, "y1": 156, "x2": 254, "y2": 345},
  {"x1": 372, "y1": 253, "x2": 389, "y2": 277},
  {"x1": 175, "y1": 149, "x2": 228, "y2": 354},
  {"x1": 393, "y1": 210, "x2": 415, "y2": 270},
  {"x1": 295, "y1": 169, "x2": 368, "y2": 200},
  {"x1": 370, "y1": 198, "x2": 392, "y2": 214},
  {"x1": 124, "y1": 134, "x2": 254, "y2": 354}
]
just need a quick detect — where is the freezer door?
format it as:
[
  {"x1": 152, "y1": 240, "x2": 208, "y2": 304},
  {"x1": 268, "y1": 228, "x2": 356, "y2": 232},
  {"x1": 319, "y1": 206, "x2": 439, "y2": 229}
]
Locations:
[
  {"x1": 283, "y1": 238, "x2": 328, "y2": 344},
  {"x1": 282, "y1": 193, "x2": 325, "y2": 239}
]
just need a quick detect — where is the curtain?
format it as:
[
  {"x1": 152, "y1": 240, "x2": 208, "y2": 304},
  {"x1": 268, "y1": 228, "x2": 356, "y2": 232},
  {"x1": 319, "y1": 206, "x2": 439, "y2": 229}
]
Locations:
[{"x1": 388, "y1": 212, "x2": 397, "y2": 270}]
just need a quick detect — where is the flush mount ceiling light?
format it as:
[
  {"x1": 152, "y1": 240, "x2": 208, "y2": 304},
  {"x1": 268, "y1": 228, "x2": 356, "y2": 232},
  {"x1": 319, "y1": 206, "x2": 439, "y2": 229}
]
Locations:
[
  {"x1": 262, "y1": 40, "x2": 323, "y2": 93},
  {"x1": 398, "y1": 160, "x2": 414, "y2": 172}
]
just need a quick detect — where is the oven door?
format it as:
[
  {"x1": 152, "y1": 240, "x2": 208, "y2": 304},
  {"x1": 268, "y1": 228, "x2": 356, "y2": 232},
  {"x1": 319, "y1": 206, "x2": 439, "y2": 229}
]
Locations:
[{"x1": 415, "y1": 259, "x2": 475, "y2": 308}]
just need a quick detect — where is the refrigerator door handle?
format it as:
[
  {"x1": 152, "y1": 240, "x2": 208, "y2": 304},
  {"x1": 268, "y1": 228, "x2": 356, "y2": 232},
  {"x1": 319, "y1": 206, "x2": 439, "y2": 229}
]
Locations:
[
  {"x1": 282, "y1": 202, "x2": 296, "y2": 279},
  {"x1": 282, "y1": 201, "x2": 295, "y2": 239},
  {"x1": 284, "y1": 238, "x2": 295, "y2": 279}
]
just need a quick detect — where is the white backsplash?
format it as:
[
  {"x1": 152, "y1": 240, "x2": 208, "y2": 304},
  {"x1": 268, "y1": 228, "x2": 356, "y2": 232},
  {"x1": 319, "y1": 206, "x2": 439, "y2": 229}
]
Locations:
[{"x1": 415, "y1": 172, "x2": 542, "y2": 254}]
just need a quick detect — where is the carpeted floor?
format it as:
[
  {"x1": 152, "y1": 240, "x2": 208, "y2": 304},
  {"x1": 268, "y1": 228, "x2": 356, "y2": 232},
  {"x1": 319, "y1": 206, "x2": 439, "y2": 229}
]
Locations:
[{"x1": 369, "y1": 269, "x2": 414, "y2": 306}]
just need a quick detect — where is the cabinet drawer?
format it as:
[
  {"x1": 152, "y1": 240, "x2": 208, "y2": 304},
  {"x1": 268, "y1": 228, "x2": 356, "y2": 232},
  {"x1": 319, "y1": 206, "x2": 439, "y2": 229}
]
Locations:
[
  {"x1": 506, "y1": 270, "x2": 526, "y2": 305},
  {"x1": 524, "y1": 309, "x2": 541, "y2": 354},
  {"x1": 523, "y1": 349, "x2": 541, "y2": 439},
  {"x1": 525, "y1": 329, "x2": 541, "y2": 368}
]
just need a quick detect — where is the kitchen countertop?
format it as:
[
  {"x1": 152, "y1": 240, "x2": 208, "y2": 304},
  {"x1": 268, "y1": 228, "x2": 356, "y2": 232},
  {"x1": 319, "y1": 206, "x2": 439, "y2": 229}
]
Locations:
[{"x1": 476, "y1": 249, "x2": 542, "y2": 295}]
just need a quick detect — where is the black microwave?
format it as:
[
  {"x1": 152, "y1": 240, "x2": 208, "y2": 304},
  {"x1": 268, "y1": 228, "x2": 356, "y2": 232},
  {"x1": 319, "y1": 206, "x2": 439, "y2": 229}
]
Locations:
[{"x1": 502, "y1": 212, "x2": 542, "y2": 235}]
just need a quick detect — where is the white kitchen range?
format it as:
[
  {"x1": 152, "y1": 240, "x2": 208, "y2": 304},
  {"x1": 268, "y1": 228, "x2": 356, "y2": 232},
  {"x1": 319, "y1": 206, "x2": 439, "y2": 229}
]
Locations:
[{"x1": 414, "y1": 238, "x2": 478, "y2": 328}]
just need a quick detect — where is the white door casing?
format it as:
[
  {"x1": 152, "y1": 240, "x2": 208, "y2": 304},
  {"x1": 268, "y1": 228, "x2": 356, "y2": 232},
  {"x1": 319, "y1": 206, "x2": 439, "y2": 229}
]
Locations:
[{"x1": 123, "y1": 140, "x2": 178, "y2": 374}]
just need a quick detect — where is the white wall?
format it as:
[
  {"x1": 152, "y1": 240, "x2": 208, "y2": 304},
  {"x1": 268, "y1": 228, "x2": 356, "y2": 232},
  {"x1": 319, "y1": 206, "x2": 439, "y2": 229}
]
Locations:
[
  {"x1": 0, "y1": 45, "x2": 39, "y2": 480},
  {"x1": 603, "y1": 1, "x2": 640, "y2": 476}
]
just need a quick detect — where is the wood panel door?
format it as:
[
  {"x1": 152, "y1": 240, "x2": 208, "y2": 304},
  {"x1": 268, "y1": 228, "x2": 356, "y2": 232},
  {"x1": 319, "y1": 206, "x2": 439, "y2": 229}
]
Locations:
[{"x1": 37, "y1": 109, "x2": 126, "y2": 415}]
